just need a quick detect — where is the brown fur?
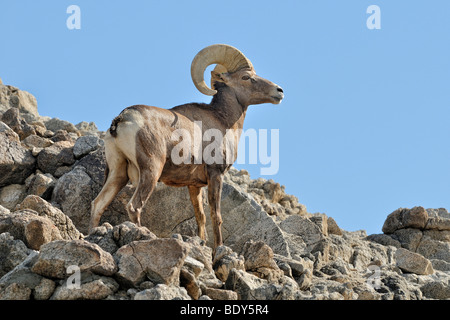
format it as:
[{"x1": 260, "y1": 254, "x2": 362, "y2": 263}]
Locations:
[{"x1": 89, "y1": 68, "x2": 284, "y2": 250}]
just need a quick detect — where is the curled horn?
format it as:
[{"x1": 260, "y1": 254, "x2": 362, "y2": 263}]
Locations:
[{"x1": 190, "y1": 44, "x2": 253, "y2": 96}]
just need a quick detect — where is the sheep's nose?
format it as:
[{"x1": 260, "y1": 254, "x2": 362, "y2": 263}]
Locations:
[{"x1": 277, "y1": 87, "x2": 284, "y2": 93}]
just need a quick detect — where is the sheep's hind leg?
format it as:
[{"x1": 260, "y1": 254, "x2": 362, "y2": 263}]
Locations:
[
  {"x1": 90, "y1": 165, "x2": 128, "y2": 232},
  {"x1": 188, "y1": 185, "x2": 207, "y2": 241},
  {"x1": 206, "y1": 169, "x2": 224, "y2": 250},
  {"x1": 126, "y1": 166, "x2": 159, "y2": 227}
]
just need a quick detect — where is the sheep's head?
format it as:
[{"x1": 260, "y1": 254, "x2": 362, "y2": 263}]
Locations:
[{"x1": 191, "y1": 44, "x2": 284, "y2": 106}]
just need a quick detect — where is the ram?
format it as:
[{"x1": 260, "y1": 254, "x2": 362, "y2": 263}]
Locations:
[{"x1": 89, "y1": 44, "x2": 284, "y2": 249}]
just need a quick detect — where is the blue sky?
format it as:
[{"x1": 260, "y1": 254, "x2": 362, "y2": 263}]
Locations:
[{"x1": 1, "y1": 1, "x2": 449, "y2": 235}]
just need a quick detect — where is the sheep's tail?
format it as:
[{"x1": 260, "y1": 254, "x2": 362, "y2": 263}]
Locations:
[{"x1": 109, "y1": 114, "x2": 123, "y2": 138}]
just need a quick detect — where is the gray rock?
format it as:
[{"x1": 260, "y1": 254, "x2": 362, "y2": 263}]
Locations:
[
  {"x1": 416, "y1": 235, "x2": 450, "y2": 262},
  {"x1": 392, "y1": 228, "x2": 423, "y2": 251},
  {"x1": 112, "y1": 221, "x2": 157, "y2": 248},
  {"x1": 0, "y1": 184, "x2": 27, "y2": 210},
  {"x1": 31, "y1": 240, "x2": 117, "y2": 278},
  {"x1": 366, "y1": 233, "x2": 402, "y2": 248},
  {"x1": 224, "y1": 268, "x2": 281, "y2": 300},
  {"x1": 84, "y1": 223, "x2": 118, "y2": 254},
  {"x1": 0, "y1": 121, "x2": 36, "y2": 187},
  {"x1": 52, "y1": 166, "x2": 94, "y2": 234},
  {"x1": 0, "y1": 232, "x2": 31, "y2": 278},
  {"x1": 15, "y1": 195, "x2": 82, "y2": 240},
  {"x1": 1, "y1": 108, "x2": 36, "y2": 140},
  {"x1": 212, "y1": 245, "x2": 245, "y2": 282},
  {"x1": 240, "y1": 240, "x2": 283, "y2": 281},
  {"x1": 51, "y1": 275, "x2": 119, "y2": 300},
  {"x1": 425, "y1": 216, "x2": 450, "y2": 231},
  {"x1": 75, "y1": 121, "x2": 99, "y2": 135},
  {"x1": 430, "y1": 259, "x2": 450, "y2": 272},
  {"x1": 426, "y1": 208, "x2": 450, "y2": 219},
  {"x1": 22, "y1": 135, "x2": 53, "y2": 149},
  {"x1": 202, "y1": 287, "x2": 238, "y2": 300},
  {"x1": 0, "y1": 205, "x2": 9, "y2": 215},
  {"x1": 85, "y1": 221, "x2": 157, "y2": 255},
  {"x1": 0, "y1": 209, "x2": 62, "y2": 250},
  {"x1": 0, "y1": 250, "x2": 54, "y2": 300},
  {"x1": 44, "y1": 118, "x2": 78, "y2": 134},
  {"x1": 134, "y1": 284, "x2": 191, "y2": 300},
  {"x1": 420, "y1": 281, "x2": 450, "y2": 300},
  {"x1": 73, "y1": 135, "x2": 101, "y2": 159},
  {"x1": 26, "y1": 173, "x2": 56, "y2": 200},
  {"x1": 279, "y1": 215, "x2": 325, "y2": 247},
  {"x1": 37, "y1": 141, "x2": 75, "y2": 175},
  {"x1": 114, "y1": 238, "x2": 188, "y2": 287},
  {"x1": 33, "y1": 278, "x2": 56, "y2": 300},
  {"x1": 0, "y1": 85, "x2": 39, "y2": 119},
  {"x1": 0, "y1": 283, "x2": 31, "y2": 300}
]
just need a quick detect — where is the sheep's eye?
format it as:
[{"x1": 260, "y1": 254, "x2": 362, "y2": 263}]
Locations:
[{"x1": 242, "y1": 75, "x2": 250, "y2": 80}]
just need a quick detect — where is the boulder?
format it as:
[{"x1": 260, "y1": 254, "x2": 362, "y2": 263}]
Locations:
[
  {"x1": 51, "y1": 274, "x2": 119, "y2": 300},
  {"x1": 75, "y1": 121, "x2": 99, "y2": 136},
  {"x1": 395, "y1": 248, "x2": 434, "y2": 275},
  {"x1": 22, "y1": 135, "x2": 53, "y2": 149},
  {"x1": 134, "y1": 284, "x2": 191, "y2": 300},
  {"x1": 16, "y1": 195, "x2": 82, "y2": 240},
  {"x1": 0, "y1": 205, "x2": 9, "y2": 215},
  {"x1": 279, "y1": 215, "x2": 325, "y2": 247},
  {"x1": 0, "y1": 251, "x2": 55, "y2": 300},
  {"x1": 26, "y1": 172, "x2": 56, "y2": 200},
  {"x1": 224, "y1": 268, "x2": 282, "y2": 300},
  {"x1": 0, "y1": 85, "x2": 39, "y2": 119},
  {"x1": 180, "y1": 267, "x2": 201, "y2": 299},
  {"x1": 425, "y1": 216, "x2": 450, "y2": 231},
  {"x1": 0, "y1": 121, "x2": 36, "y2": 187},
  {"x1": 327, "y1": 217, "x2": 343, "y2": 236},
  {"x1": 37, "y1": 141, "x2": 75, "y2": 175},
  {"x1": 0, "y1": 184, "x2": 27, "y2": 210},
  {"x1": 85, "y1": 221, "x2": 157, "y2": 255},
  {"x1": 1, "y1": 108, "x2": 36, "y2": 140},
  {"x1": 0, "y1": 209, "x2": 62, "y2": 250},
  {"x1": 43, "y1": 118, "x2": 78, "y2": 134},
  {"x1": 212, "y1": 245, "x2": 245, "y2": 282},
  {"x1": 31, "y1": 240, "x2": 117, "y2": 278},
  {"x1": 114, "y1": 238, "x2": 188, "y2": 287},
  {"x1": 382, "y1": 207, "x2": 428, "y2": 234},
  {"x1": 420, "y1": 281, "x2": 450, "y2": 300},
  {"x1": 0, "y1": 232, "x2": 31, "y2": 278},
  {"x1": 51, "y1": 166, "x2": 94, "y2": 234},
  {"x1": 416, "y1": 235, "x2": 450, "y2": 262},
  {"x1": 0, "y1": 283, "x2": 32, "y2": 300},
  {"x1": 202, "y1": 287, "x2": 238, "y2": 300},
  {"x1": 73, "y1": 135, "x2": 101, "y2": 159},
  {"x1": 240, "y1": 240, "x2": 283, "y2": 281}
]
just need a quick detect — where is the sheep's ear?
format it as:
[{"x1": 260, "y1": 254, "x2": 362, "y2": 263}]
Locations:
[{"x1": 211, "y1": 71, "x2": 229, "y2": 84}]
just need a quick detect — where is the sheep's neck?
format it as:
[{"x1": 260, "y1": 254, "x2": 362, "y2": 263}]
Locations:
[{"x1": 210, "y1": 87, "x2": 248, "y2": 132}]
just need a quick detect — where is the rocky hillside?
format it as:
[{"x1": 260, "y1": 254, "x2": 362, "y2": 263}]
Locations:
[{"x1": 0, "y1": 78, "x2": 449, "y2": 300}]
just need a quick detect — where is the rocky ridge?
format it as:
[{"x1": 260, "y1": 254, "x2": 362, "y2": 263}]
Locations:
[{"x1": 0, "y1": 78, "x2": 449, "y2": 300}]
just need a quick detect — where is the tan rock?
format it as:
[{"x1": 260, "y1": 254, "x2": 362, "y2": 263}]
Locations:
[{"x1": 395, "y1": 248, "x2": 434, "y2": 275}]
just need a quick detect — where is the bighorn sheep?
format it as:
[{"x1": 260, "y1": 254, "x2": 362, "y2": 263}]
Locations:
[{"x1": 89, "y1": 44, "x2": 284, "y2": 249}]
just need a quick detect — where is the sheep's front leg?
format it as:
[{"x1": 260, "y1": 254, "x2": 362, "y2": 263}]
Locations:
[{"x1": 206, "y1": 169, "x2": 224, "y2": 249}]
